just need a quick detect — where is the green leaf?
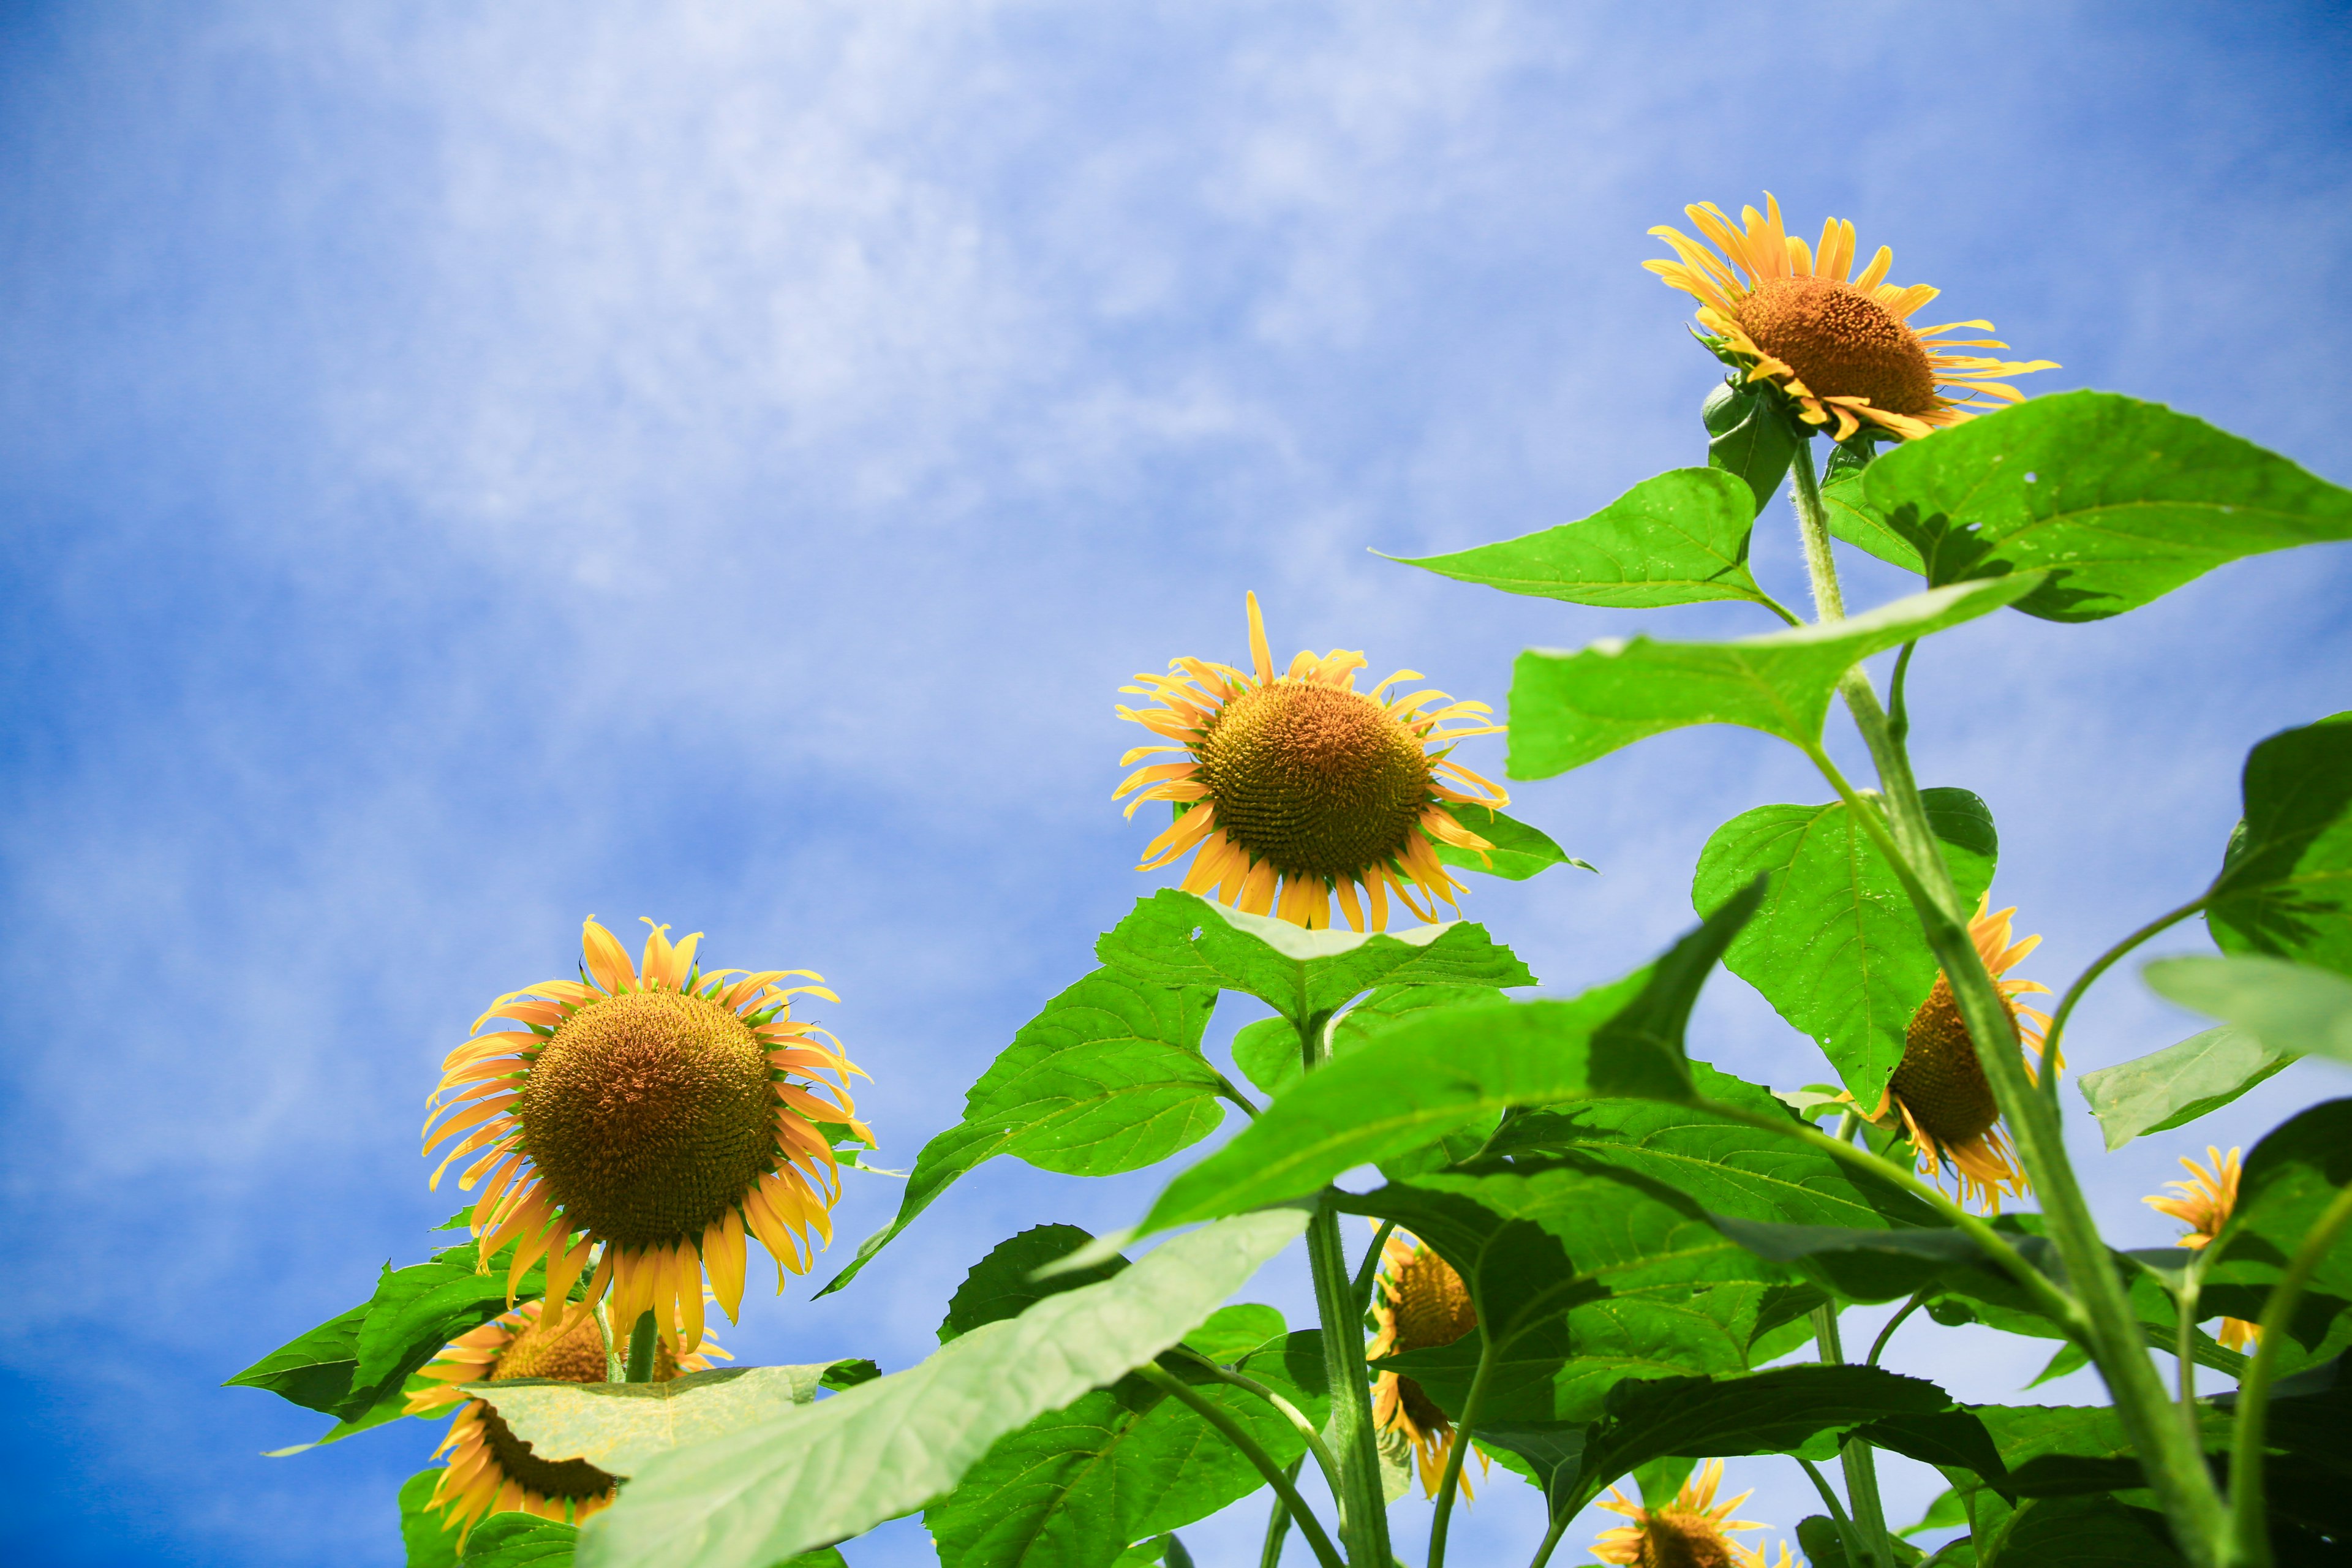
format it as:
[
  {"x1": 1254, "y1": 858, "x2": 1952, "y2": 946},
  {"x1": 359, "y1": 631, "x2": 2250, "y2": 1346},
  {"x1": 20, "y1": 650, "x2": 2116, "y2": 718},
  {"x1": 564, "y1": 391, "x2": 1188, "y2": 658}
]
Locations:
[
  {"x1": 1394, "y1": 467, "x2": 1777, "y2": 609},
  {"x1": 459, "y1": 1513, "x2": 578, "y2": 1567},
  {"x1": 819, "y1": 968, "x2": 1224, "y2": 1296},
  {"x1": 227, "y1": 1297, "x2": 372, "y2": 1415},
  {"x1": 400, "y1": 1467, "x2": 463, "y2": 1568},
  {"x1": 2204, "y1": 1099, "x2": 2352, "y2": 1365},
  {"x1": 1796, "y1": 1513, "x2": 1929, "y2": 1568},
  {"x1": 2077, "y1": 1025, "x2": 2297, "y2": 1150},
  {"x1": 1232, "y1": 982, "x2": 1509, "y2": 1099},
  {"x1": 472, "y1": 1365, "x2": 840, "y2": 1479},
  {"x1": 1706, "y1": 382, "x2": 1800, "y2": 516},
  {"x1": 941, "y1": 1225, "x2": 1127, "y2": 1343},
  {"x1": 1823, "y1": 472, "x2": 1924, "y2": 574},
  {"x1": 1133, "y1": 892, "x2": 1762, "y2": 1235},
  {"x1": 1693, "y1": 788, "x2": 1999, "y2": 1107},
  {"x1": 1181, "y1": 1303, "x2": 1286, "y2": 1365},
  {"x1": 575, "y1": 1210, "x2": 1311, "y2": 1568},
  {"x1": 1508, "y1": 576, "x2": 2044, "y2": 778},
  {"x1": 1096, "y1": 889, "x2": 1535, "y2": 1028},
  {"x1": 2143, "y1": 955, "x2": 2352, "y2": 1064},
  {"x1": 1901, "y1": 1485, "x2": 1971, "y2": 1539},
  {"x1": 1434, "y1": 803, "x2": 1596, "y2": 881},
  {"x1": 2207, "y1": 712, "x2": 2352, "y2": 977},
  {"x1": 1842, "y1": 391, "x2": 2352, "y2": 622}
]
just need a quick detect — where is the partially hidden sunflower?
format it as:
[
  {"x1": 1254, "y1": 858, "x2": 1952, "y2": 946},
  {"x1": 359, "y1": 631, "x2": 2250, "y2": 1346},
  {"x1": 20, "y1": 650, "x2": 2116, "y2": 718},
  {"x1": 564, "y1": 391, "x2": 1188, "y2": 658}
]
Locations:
[
  {"x1": 1860, "y1": 896, "x2": 2057, "y2": 1213},
  {"x1": 1115, "y1": 593, "x2": 1507, "y2": 931},
  {"x1": 405, "y1": 1298, "x2": 725, "y2": 1542},
  {"x1": 1646, "y1": 192, "x2": 2057, "y2": 444},
  {"x1": 421, "y1": 917, "x2": 869, "y2": 1355},
  {"x1": 1366, "y1": 1229, "x2": 1489, "y2": 1499},
  {"x1": 2146, "y1": 1145, "x2": 2260, "y2": 1351},
  {"x1": 1591, "y1": 1459, "x2": 1777, "y2": 1568}
]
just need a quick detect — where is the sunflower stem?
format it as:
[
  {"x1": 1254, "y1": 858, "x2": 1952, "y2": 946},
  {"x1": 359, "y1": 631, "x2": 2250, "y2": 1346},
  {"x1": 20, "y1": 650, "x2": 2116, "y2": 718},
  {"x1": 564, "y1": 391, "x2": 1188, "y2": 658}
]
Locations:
[
  {"x1": 1425, "y1": 1327, "x2": 1496, "y2": 1568},
  {"x1": 1813, "y1": 1302, "x2": 1894, "y2": 1568},
  {"x1": 624, "y1": 1311, "x2": 658, "y2": 1383},
  {"x1": 1783, "y1": 450, "x2": 2236, "y2": 1566},
  {"x1": 1797, "y1": 1455, "x2": 1869, "y2": 1568},
  {"x1": 2229, "y1": 1181, "x2": 2352, "y2": 1568},
  {"x1": 1136, "y1": 1363, "x2": 1348, "y2": 1568}
]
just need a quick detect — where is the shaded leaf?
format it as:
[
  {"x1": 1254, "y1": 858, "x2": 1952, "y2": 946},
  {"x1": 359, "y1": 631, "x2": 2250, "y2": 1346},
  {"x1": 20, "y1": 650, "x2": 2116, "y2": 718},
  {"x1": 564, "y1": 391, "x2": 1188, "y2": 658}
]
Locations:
[
  {"x1": 1234, "y1": 982, "x2": 1508, "y2": 1100},
  {"x1": 1509, "y1": 576, "x2": 2043, "y2": 778},
  {"x1": 2143, "y1": 956, "x2": 2352, "y2": 1065},
  {"x1": 1694, "y1": 788, "x2": 1998, "y2": 1106},
  {"x1": 1396, "y1": 467, "x2": 1776, "y2": 609},
  {"x1": 1707, "y1": 382, "x2": 1800, "y2": 516},
  {"x1": 227, "y1": 1297, "x2": 372, "y2": 1416},
  {"x1": 1843, "y1": 391, "x2": 2352, "y2": 622},
  {"x1": 2203, "y1": 1099, "x2": 2352, "y2": 1369},
  {"x1": 473, "y1": 1365, "x2": 839, "y2": 1478},
  {"x1": 2078, "y1": 1025, "x2": 2296, "y2": 1150},
  {"x1": 576, "y1": 1210, "x2": 1310, "y2": 1568},
  {"x1": 400, "y1": 1467, "x2": 463, "y2": 1568},
  {"x1": 941, "y1": 1225, "x2": 1126, "y2": 1343},
  {"x1": 1097, "y1": 890, "x2": 1534, "y2": 1027},
  {"x1": 2207, "y1": 712, "x2": 2352, "y2": 977},
  {"x1": 1435, "y1": 803, "x2": 1596, "y2": 881},
  {"x1": 820, "y1": 969, "x2": 1223, "y2": 1295}
]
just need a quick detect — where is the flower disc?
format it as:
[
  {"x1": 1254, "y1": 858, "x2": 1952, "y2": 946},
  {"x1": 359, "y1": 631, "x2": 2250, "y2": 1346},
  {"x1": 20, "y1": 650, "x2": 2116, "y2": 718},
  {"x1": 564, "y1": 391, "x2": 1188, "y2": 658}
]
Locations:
[
  {"x1": 1734, "y1": 276, "x2": 1937, "y2": 417},
  {"x1": 1889, "y1": 974, "x2": 2007, "y2": 1148},
  {"x1": 516, "y1": 989, "x2": 778, "y2": 1251},
  {"x1": 1197, "y1": 680, "x2": 1435, "y2": 880}
]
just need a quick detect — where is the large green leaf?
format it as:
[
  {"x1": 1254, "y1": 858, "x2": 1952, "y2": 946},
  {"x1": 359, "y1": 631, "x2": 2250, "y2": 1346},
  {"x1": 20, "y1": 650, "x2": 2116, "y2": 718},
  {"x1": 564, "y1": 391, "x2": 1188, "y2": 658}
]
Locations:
[
  {"x1": 1508, "y1": 576, "x2": 2043, "y2": 778},
  {"x1": 940, "y1": 1224, "x2": 1128, "y2": 1343},
  {"x1": 227, "y1": 1298, "x2": 373, "y2": 1416},
  {"x1": 1231, "y1": 982, "x2": 1507, "y2": 1099},
  {"x1": 1133, "y1": 892, "x2": 1762, "y2": 1235},
  {"x1": 2207, "y1": 712, "x2": 2352, "y2": 977},
  {"x1": 459, "y1": 1513, "x2": 579, "y2": 1567},
  {"x1": 2077, "y1": 1025, "x2": 2296, "y2": 1150},
  {"x1": 1706, "y1": 380, "x2": 1800, "y2": 516},
  {"x1": 469, "y1": 1365, "x2": 842, "y2": 1479},
  {"x1": 1096, "y1": 889, "x2": 1534, "y2": 1027},
  {"x1": 400, "y1": 1467, "x2": 462, "y2": 1568},
  {"x1": 575, "y1": 1210, "x2": 1310, "y2": 1568},
  {"x1": 2202, "y1": 1099, "x2": 2352, "y2": 1367},
  {"x1": 1836, "y1": 391, "x2": 2352, "y2": 621},
  {"x1": 1822, "y1": 472, "x2": 1923, "y2": 574},
  {"x1": 1693, "y1": 788, "x2": 1998, "y2": 1107},
  {"x1": 1434, "y1": 803, "x2": 1595, "y2": 882},
  {"x1": 1395, "y1": 468, "x2": 1777, "y2": 610},
  {"x1": 2143, "y1": 956, "x2": 2352, "y2": 1065},
  {"x1": 818, "y1": 968, "x2": 1224, "y2": 1296}
]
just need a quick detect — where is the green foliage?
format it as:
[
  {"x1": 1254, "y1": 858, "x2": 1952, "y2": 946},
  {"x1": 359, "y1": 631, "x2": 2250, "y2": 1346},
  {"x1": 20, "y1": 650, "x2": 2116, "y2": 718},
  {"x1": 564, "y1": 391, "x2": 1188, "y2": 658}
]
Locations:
[
  {"x1": 2144, "y1": 956, "x2": 2352, "y2": 1065},
  {"x1": 1706, "y1": 380, "x2": 1801, "y2": 514},
  {"x1": 469, "y1": 1366, "x2": 843, "y2": 1479},
  {"x1": 2207, "y1": 712, "x2": 2352, "y2": 976},
  {"x1": 459, "y1": 1513, "x2": 580, "y2": 1567},
  {"x1": 1434, "y1": 802, "x2": 1596, "y2": 881},
  {"x1": 820, "y1": 967, "x2": 1224, "y2": 1295},
  {"x1": 2078, "y1": 1025, "x2": 2296, "y2": 1150},
  {"x1": 1096, "y1": 889, "x2": 1535, "y2": 1027},
  {"x1": 1507, "y1": 575, "x2": 2043, "y2": 778},
  {"x1": 1231, "y1": 982, "x2": 1506, "y2": 1098},
  {"x1": 941, "y1": 1224, "x2": 1128, "y2": 1341},
  {"x1": 1827, "y1": 391, "x2": 2352, "y2": 620},
  {"x1": 1694, "y1": 787, "x2": 1999, "y2": 1106},
  {"x1": 573, "y1": 1210, "x2": 1308, "y2": 1568},
  {"x1": 1396, "y1": 467, "x2": 1780, "y2": 610},
  {"x1": 2203, "y1": 1099, "x2": 2352, "y2": 1367},
  {"x1": 1134, "y1": 892, "x2": 1761, "y2": 1234},
  {"x1": 399, "y1": 1468, "x2": 462, "y2": 1568}
]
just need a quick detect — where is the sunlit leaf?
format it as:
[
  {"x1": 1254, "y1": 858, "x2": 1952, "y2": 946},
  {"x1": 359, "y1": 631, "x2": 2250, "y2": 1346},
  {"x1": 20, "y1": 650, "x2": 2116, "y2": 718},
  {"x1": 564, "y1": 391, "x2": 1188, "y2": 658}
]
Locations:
[
  {"x1": 820, "y1": 968, "x2": 1224, "y2": 1296},
  {"x1": 399, "y1": 1468, "x2": 462, "y2": 1568},
  {"x1": 2077, "y1": 1025, "x2": 2296, "y2": 1150},
  {"x1": 2207, "y1": 712, "x2": 2352, "y2": 977},
  {"x1": 1180, "y1": 1303, "x2": 1286, "y2": 1366},
  {"x1": 1434, "y1": 803, "x2": 1596, "y2": 881},
  {"x1": 1822, "y1": 472, "x2": 1923, "y2": 574},
  {"x1": 575, "y1": 1210, "x2": 1310, "y2": 1568},
  {"x1": 458, "y1": 1512, "x2": 579, "y2": 1566},
  {"x1": 1508, "y1": 576, "x2": 2043, "y2": 778},
  {"x1": 1232, "y1": 982, "x2": 1507, "y2": 1099},
  {"x1": 1097, "y1": 889, "x2": 1534, "y2": 1027},
  {"x1": 1395, "y1": 468, "x2": 1776, "y2": 609},
  {"x1": 1693, "y1": 788, "x2": 1997, "y2": 1107},
  {"x1": 227, "y1": 1297, "x2": 372, "y2": 1415},
  {"x1": 1839, "y1": 391, "x2": 2352, "y2": 622},
  {"x1": 472, "y1": 1366, "x2": 842, "y2": 1479},
  {"x1": 2143, "y1": 956, "x2": 2352, "y2": 1064}
]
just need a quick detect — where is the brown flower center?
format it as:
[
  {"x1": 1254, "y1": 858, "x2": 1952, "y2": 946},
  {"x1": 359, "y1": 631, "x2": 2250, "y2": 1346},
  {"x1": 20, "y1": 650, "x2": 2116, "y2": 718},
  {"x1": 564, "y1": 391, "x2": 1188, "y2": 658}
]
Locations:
[
  {"x1": 1735, "y1": 276, "x2": 1938, "y2": 416},
  {"x1": 1890, "y1": 974, "x2": 2012, "y2": 1146},
  {"x1": 1393, "y1": 1248, "x2": 1479, "y2": 1353},
  {"x1": 1196, "y1": 680, "x2": 1434, "y2": 881},
  {"x1": 517, "y1": 990, "x2": 776, "y2": 1250},
  {"x1": 1632, "y1": 1513, "x2": 1739, "y2": 1568}
]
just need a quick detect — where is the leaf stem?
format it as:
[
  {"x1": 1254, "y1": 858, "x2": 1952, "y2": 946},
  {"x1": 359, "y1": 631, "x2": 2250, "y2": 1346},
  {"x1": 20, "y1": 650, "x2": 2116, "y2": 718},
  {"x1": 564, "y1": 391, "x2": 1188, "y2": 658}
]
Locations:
[
  {"x1": 1260, "y1": 1458, "x2": 1303, "y2": 1568},
  {"x1": 1525, "y1": 1510, "x2": 1574, "y2": 1568},
  {"x1": 1866, "y1": 1293, "x2": 1924, "y2": 1367},
  {"x1": 1797, "y1": 1455, "x2": 1869, "y2": 1568},
  {"x1": 1353, "y1": 1218, "x2": 1399, "y2": 1319},
  {"x1": 1813, "y1": 1302, "x2": 1893, "y2": 1567},
  {"x1": 1136, "y1": 1363, "x2": 1348, "y2": 1568},
  {"x1": 624, "y1": 1310, "x2": 657, "y2": 1383},
  {"x1": 1426, "y1": 1331, "x2": 1498, "y2": 1568},
  {"x1": 2228, "y1": 1180, "x2": 2352, "y2": 1568},
  {"x1": 2037, "y1": 893, "x2": 2211, "y2": 1112},
  {"x1": 1887, "y1": 641, "x2": 1917, "y2": 748},
  {"x1": 1218, "y1": 1073, "x2": 1264, "y2": 1120}
]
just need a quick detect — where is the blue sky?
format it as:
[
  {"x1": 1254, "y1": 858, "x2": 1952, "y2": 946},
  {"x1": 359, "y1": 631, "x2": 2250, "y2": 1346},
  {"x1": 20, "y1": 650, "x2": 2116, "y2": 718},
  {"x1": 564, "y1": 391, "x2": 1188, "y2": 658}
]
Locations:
[{"x1": 4, "y1": 3, "x2": 2350, "y2": 1564}]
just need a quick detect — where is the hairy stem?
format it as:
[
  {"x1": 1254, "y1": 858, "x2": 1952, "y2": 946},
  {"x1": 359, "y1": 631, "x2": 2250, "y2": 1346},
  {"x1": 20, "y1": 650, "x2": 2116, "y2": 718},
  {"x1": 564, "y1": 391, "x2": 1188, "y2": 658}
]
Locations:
[
  {"x1": 1814, "y1": 1303, "x2": 1893, "y2": 1567},
  {"x1": 1136, "y1": 1364, "x2": 1347, "y2": 1568},
  {"x1": 2228, "y1": 1182, "x2": 2352, "y2": 1568},
  {"x1": 624, "y1": 1310, "x2": 657, "y2": 1383},
  {"x1": 1427, "y1": 1331, "x2": 1498, "y2": 1568}
]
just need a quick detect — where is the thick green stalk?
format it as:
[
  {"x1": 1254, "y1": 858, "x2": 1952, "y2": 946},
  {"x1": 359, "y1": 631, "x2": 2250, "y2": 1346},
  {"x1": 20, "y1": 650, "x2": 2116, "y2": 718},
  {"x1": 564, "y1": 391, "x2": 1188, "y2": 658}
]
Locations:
[
  {"x1": 1814, "y1": 1303, "x2": 1894, "y2": 1567},
  {"x1": 624, "y1": 1310, "x2": 658, "y2": 1383},
  {"x1": 1785, "y1": 441, "x2": 2234, "y2": 1564},
  {"x1": 1298, "y1": 1006, "x2": 1393, "y2": 1568},
  {"x1": 1136, "y1": 1364, "x2": 1347, "y2": 1568},
  {"x1": 1426, "y1": 1331, "x2": 1498, "y2": 1568},
  {"x1": 2228, "y1": 1182, "x2": 2352, "y2": 1567}
]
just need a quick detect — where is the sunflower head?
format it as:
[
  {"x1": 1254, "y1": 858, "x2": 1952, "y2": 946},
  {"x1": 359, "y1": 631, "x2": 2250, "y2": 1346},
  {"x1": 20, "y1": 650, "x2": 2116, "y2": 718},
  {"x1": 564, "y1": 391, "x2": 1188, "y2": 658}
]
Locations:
[
  {"x1": 1591, "y1": 1458, "x2": 1773, "y2": 1568},
  {"x1": 1646, "y1": 193, "x2": 2057, "y2": 444},
  {"x1": 422, "y1": 918, "x2": 870, "y2": 1357},
  {"x1": 1866, "y1": 895, "x2": 2054, "y2": 1213},
  {"x1": 1367, "y1": 1230, "x2": 1486, "y2": 1498},
  {"x1": 2147, "y1": 1147, "x2": 2260, "y2": 1351},
  {"x1": 1115, "y1": 594, "x2": 1509, "y2": 932}
]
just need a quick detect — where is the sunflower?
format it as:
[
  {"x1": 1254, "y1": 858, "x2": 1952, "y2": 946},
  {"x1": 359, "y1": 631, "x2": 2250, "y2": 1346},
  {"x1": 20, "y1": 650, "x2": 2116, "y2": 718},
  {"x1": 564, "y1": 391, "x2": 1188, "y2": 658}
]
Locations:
[
  {"x1": 421, "y1": 917, "x2": 869, "y2": 1356},
  {"x1": 404, "y1": 1297, "x2": 725, "y2": 1542},
  {"x1": 1366, "y1": 1229, "x2": 1489, "y2": 1499},
  {"x1": 1115, "y1": 594, "x2": 1508, "y2": 931},
  {"x1": 1591, "y1": 1458, "x2": 1774, "y2": 1568},
  {"x1": 2146, "y1": 1145, "x2": 2260, "y2": 1352},
  {"x1": 1863, "y1": 896, "x2": 2057, "y2": 1213},
  {"x1": 1646, "y1": 192, "x2": 2057, "y2": 444}
]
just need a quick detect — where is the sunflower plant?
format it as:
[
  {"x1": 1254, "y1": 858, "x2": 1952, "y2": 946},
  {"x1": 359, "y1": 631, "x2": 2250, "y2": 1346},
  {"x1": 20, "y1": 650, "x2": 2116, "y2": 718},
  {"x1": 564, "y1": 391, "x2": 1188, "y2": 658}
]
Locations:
[{"x1": 230, "y1": 194, "x2": 2352, "y2": 1568}]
